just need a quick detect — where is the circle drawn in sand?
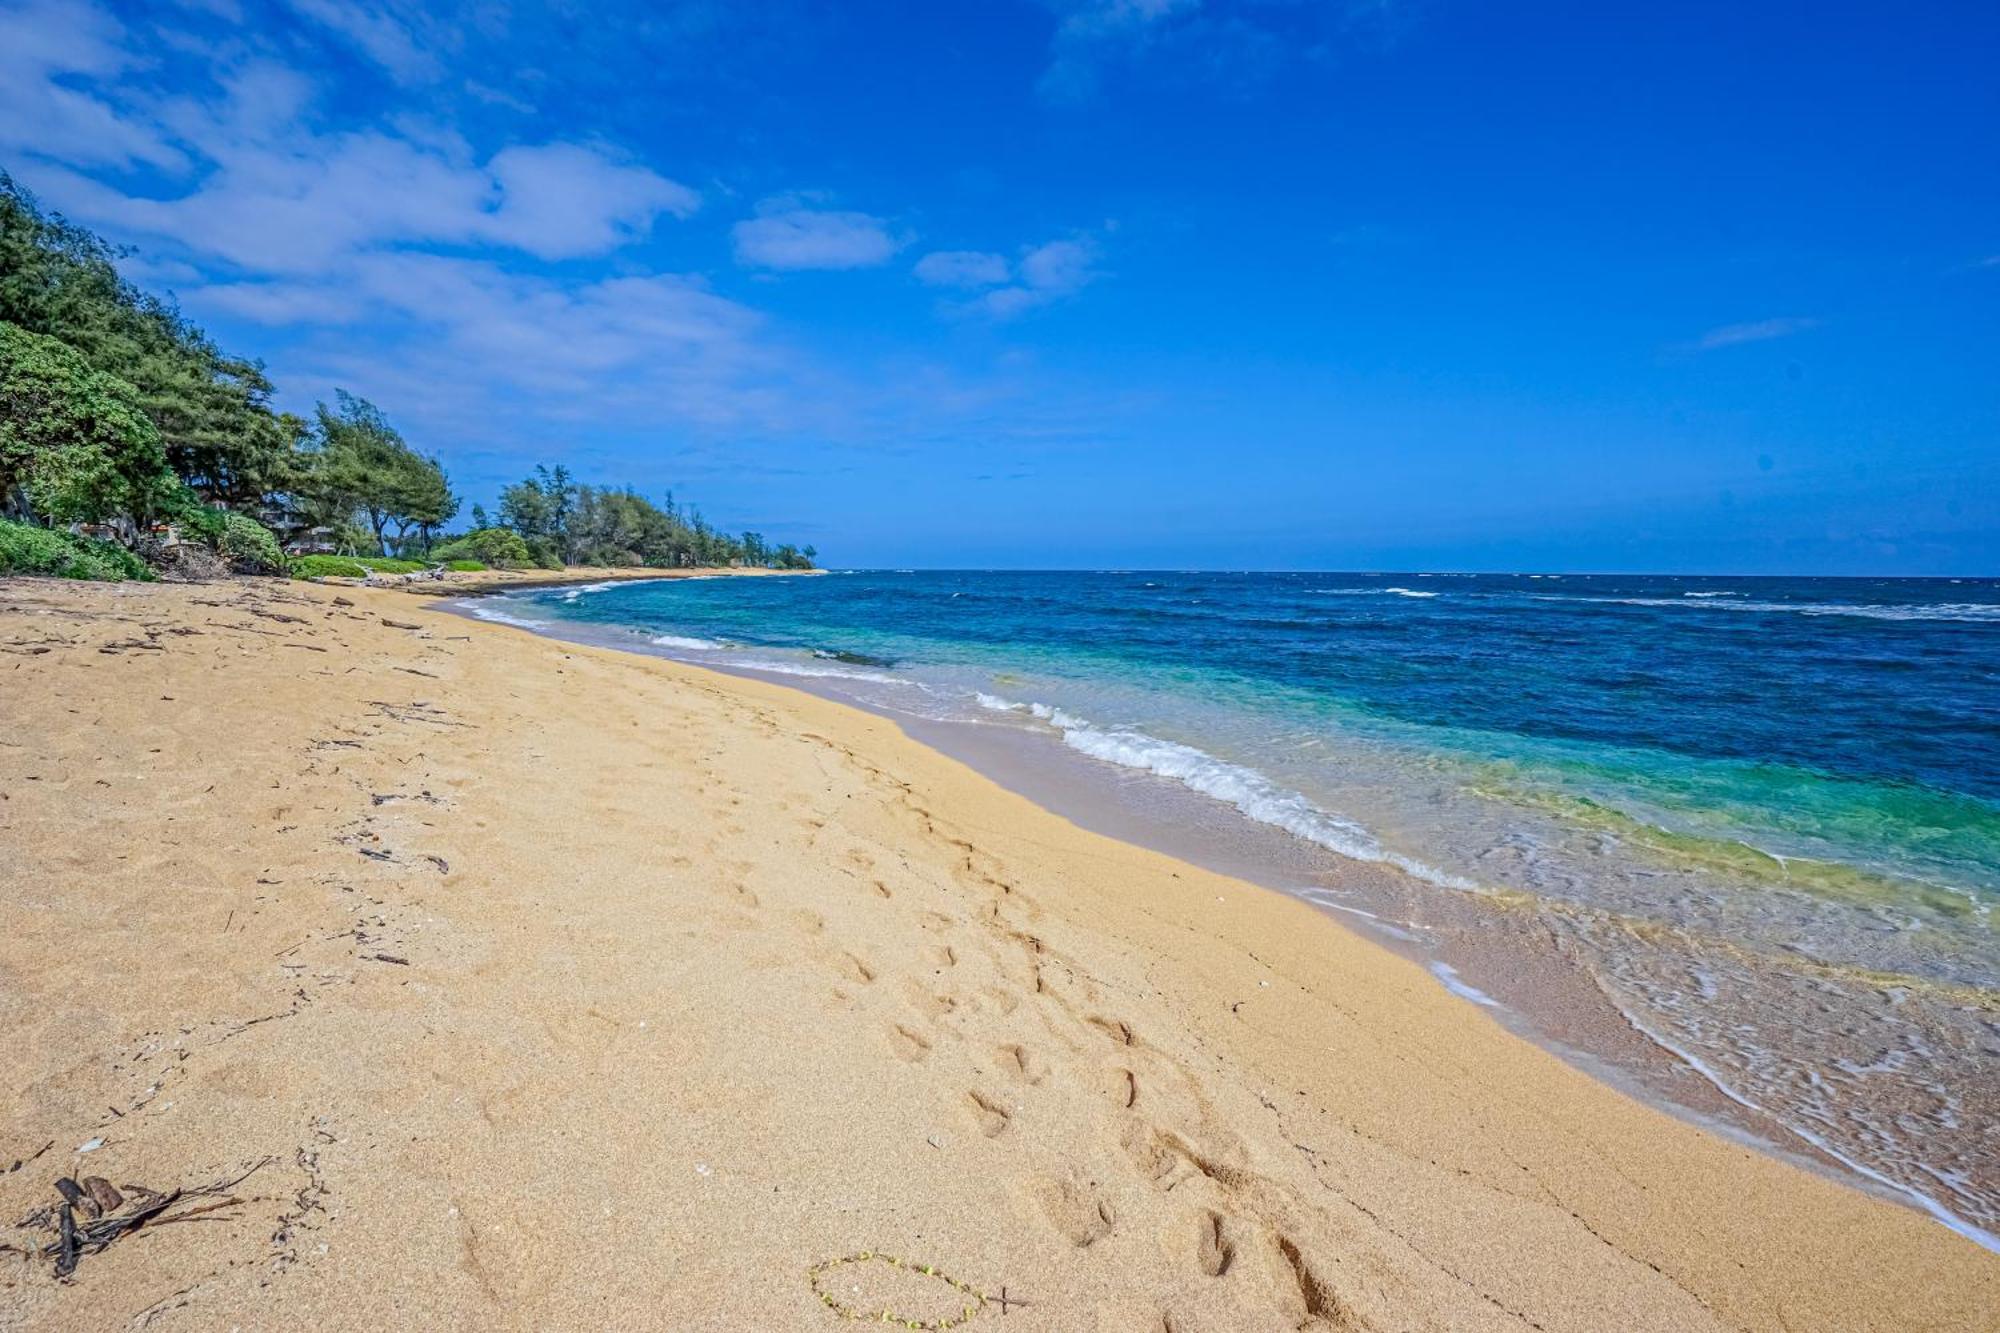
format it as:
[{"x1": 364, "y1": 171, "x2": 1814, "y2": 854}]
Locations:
[{"x1": 807, "y1": 1251, "x2": 992, "y2": 1329}]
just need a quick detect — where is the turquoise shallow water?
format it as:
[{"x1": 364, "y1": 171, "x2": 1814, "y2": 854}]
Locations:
[{"x1": 474, "y1": 570, "x2": 2000, "y2": 1246}]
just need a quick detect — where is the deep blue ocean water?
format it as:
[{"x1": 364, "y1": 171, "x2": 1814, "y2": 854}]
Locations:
[{"x1": 473, "y1": 570, "x2": 2000, "y2": 1245}]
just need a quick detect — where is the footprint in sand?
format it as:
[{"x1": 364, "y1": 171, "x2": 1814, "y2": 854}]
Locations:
[
  {"x1": 1195, "y1": 1210, "x2": 1234, "y2": 1277},
  {"x1": 1031, "y1": 1175, "x2": 1116, "y2": 1248},
  {"x1": 886, "y1": 1023, "x2": 932, "y2": 1063},
  {"x1": 965, "y1": 1090, "x2": 1011, "y2": 1137},
  {"x1": 996, "y1": 1042, "x2": 1043, "y2": 1086}
]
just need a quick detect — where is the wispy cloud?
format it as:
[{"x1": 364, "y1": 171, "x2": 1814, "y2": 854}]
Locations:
[
  {"x1": 732, "y1": 199, "x2": 906, "y2": 271},
  {"x1": 915, "y1": 237, "x2": 1102, "y2": 318},
  {"x1": 6, "y1": 28, "x2": 699, "y2": 274},
  {"x1": 1039, "y1": 0, "x2": 1198, "y2": 101},
  {"x1": 1035, "y1": 0, "x2": 1396, "y2": 102},
  {"x1": 281, "y1": 0, "x2": 441, "y2": 84},
  {"x1": 1682, "y1": 317, "x2": 1820, "y2": 353},
  {"x1": 0, "y1": 0, "x2": 184, "y2": 169},
  {"x1": 914, "y1": 249, "x2": 1012, "y2": 288}
]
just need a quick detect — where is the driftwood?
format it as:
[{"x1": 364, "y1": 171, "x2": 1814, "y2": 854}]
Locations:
[{"x1": 16, "y1": 1160, "x2": 268, "y2": 1280}]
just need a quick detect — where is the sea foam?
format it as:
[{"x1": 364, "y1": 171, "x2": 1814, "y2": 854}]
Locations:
[
  {"x1": 975, "y1": 694, "x2": 1480, "y2": 891},
  {"x1": 466, "y1": 602, "x2": 546, "y2": 629},
  {"x1": 1555, "y1": 596, "x2": 2000, "y2": 622}
]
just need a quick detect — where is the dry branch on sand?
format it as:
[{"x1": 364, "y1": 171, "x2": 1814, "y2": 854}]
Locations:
[{"x1": 7, "y1": 1161, "x2": 269, "y2": 1280}]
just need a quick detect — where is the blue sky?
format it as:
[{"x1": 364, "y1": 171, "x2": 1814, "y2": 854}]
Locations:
[{"x1": 3, "y1": 0, "x2": 1995, "y2": 572}]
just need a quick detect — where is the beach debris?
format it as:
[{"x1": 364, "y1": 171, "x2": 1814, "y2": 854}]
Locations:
[
  {"x1": 75, "y1": 1138, "x2": 103, "y2": 1155},
  {"x1": 14, "y1": 1161, "x2": 267, "y2": 1280},
  {"x1": 380, "y1": 618, "x2": 422, "y2": 630},
  {"x1": 367, "y1": 953, "x2": 409, "y2": 966},
  {"x1": 807, "y1": 1252, "x2": 1000, "y2": 1329}
]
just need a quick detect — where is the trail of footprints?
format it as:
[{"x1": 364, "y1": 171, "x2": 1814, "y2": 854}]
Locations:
[{"x1": 694, "y1": 719, "x2": 1362, "y2": 1330}]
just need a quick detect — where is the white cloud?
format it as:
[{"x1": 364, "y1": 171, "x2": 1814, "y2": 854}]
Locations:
[
  {"x1": 1684, "y1": 317, "x2": 1820, "y2": 353},
  {"x1": 18, "y1": 57, "x2": 698, "y2": 273},
  {"x1": 914, "y1": 250, "x2": 1011, "y2": 288},
  {"x1": 1, "y1": 2, "x2": 695, "y2": 272},
  {"x1": 732, "y1": 202, "x2": 905, "y2": 271},
  {"x1": 0, "y1": 0, "x2": 185, "y2": 170},
  {"x1": 482, "y1": 143, "x2": 701, "y2": 255},
  {"x1": 1039, "y1": 0, "x2": 1199, "y2": 100},
  {"x1": 281, "y1": 0, "x2": 441, "y2": 84},
  {"x1": 913, "y1": 237, "x2": 1102, "y2": 317},
  {"x1": 974, "y1": 237, "x2": 1101, "y2": 318}
]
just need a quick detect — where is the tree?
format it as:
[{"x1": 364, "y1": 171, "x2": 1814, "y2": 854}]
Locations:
[
  {"x1": 398, "y1": 455, "x2": 459, "y2": 555},
  {"x1": 0, "y1": 321, "x2": 176, "y2": 526},
  {"x1": 0, "y1": 174, "x2": 292, "y2": 506},
  {"x1": 498, "y1": 476, "x2": 553, "y2": 541},
  {"x1": 305, "y1": 391, "x2": 452, "y2": 556}
]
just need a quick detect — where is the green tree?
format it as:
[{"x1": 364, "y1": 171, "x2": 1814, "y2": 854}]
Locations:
[
  {"x1": 0, "y1": 174, "x2": 292, "y2": 506},
  {"x1": 398, "y1": 455, "x2": 459, "y2": 555},
  {"x1": 304, "y1": 391, "x2": 452, "y2": 556},
  {"x1": 0, "y1": 321, "x2": 176, "y2": 526}
]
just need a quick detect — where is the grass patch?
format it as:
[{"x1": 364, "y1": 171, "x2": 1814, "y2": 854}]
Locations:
[
  {"x1": 289, "y1": 554, "x2": 370, "y2": 579},
  {"x1": 444, "y1": 559, "x2": 486, "y2": 572}
]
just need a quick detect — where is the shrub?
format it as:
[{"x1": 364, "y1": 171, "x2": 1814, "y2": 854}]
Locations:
[
  {"x1": 289, "y1": 554, "x2": 370, "y2": 579},
  {"x1": 525, "y1": 535, "x2": 565, "y2": 571},
  {"x1": 216, "y1": 513, "x2": 285, "y2": 573},
  {"x1": 432, "y1": 527, "x2": 532, "y2": 569},
  {"x1": 444, "y1": 559, "x2": 485, "y2": 572},
  {"x1": 352, "y1": 556, "x2": 425, "y2": 574},
  {"x1": 161, "y1": 496, "x2": 285, "y2": 574},
  {"x1": 0, "y1": 517, "x2": 153, "y2": 581}
]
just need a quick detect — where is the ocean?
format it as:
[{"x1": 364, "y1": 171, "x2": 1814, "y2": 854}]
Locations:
[{"x1": 463, "y1": 569, "x2": 2000, "y2": 1247}]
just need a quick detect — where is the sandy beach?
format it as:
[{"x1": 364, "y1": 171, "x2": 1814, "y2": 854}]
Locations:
[{"x1": 2, "y1": 574, "x2": 1993, "y2": 1332}]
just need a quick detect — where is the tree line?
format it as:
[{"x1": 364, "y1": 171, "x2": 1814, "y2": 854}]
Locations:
[
  {"x1": 0, "y1": 171, "x2": 816, "y2": 576},
  {"x1": 463, "y1": 464, "x2": 815, "y2": 571}
]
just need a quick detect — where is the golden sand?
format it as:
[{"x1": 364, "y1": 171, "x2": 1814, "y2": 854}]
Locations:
[{"x1": 1, "y1": 575, "x2": 1993, "y2": 1330}]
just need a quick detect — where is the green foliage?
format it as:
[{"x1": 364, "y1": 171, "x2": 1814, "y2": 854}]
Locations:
[
  {"x1": 289, "y1": 554, "x2": 371, "y2": 579},
  {"x1": 0, "y1": 321, "x2": 177, "y2": 524},
  {"x1": 292, "y1": 391, "x2": 456, "y2": 556},
  {"x1": 0, "y1": 516, "x2": 153, "y2": 580},
  {"x1": 165, "y1": 494, "x2": 286, "y2": 573},
  {"x1": 491, "y1": 467, "x2": 816, "y2": 571},
  {"x1": 432, "y1": 526, "x2": 532, "y2": 568},
  {"x1": 216, "y1": 512, "x2": 285, "y2": 573},
  {"x1": 444, "y1": 559, "x2": 485, "y2": 572},
  {"x1": 0, "y1": 174, "x2": 294, "y2": 506},
  {"x1": 353, "y1": 556, "x2": 425, "y2": 574}
]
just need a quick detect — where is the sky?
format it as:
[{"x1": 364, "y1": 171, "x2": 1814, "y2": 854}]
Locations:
[{"x1": 2, "y1": 0, "x2": 1996, "y2": 573}]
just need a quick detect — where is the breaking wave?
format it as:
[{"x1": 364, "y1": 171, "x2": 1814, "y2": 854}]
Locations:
[{"x1": 974, "y1": 694, "x2": 1479, "y2": 891}]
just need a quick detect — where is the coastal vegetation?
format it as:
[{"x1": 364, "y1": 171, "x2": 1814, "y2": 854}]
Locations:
[{"x1": 0, "y1": 172, "x2": 816, "y2": 581}]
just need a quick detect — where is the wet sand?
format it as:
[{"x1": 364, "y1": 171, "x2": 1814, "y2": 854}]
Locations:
[{"x1": 2, "y1": 575, "x2": 1994, "y2": 1330}]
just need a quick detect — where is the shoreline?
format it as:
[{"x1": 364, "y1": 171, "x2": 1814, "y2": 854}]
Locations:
[
  {"x1": 440, "y1": 581, "x2": 1992, "y2": 1247},
  {"x1": 3, "y1": 575, "x2": 1993, "y2": 1328}
]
